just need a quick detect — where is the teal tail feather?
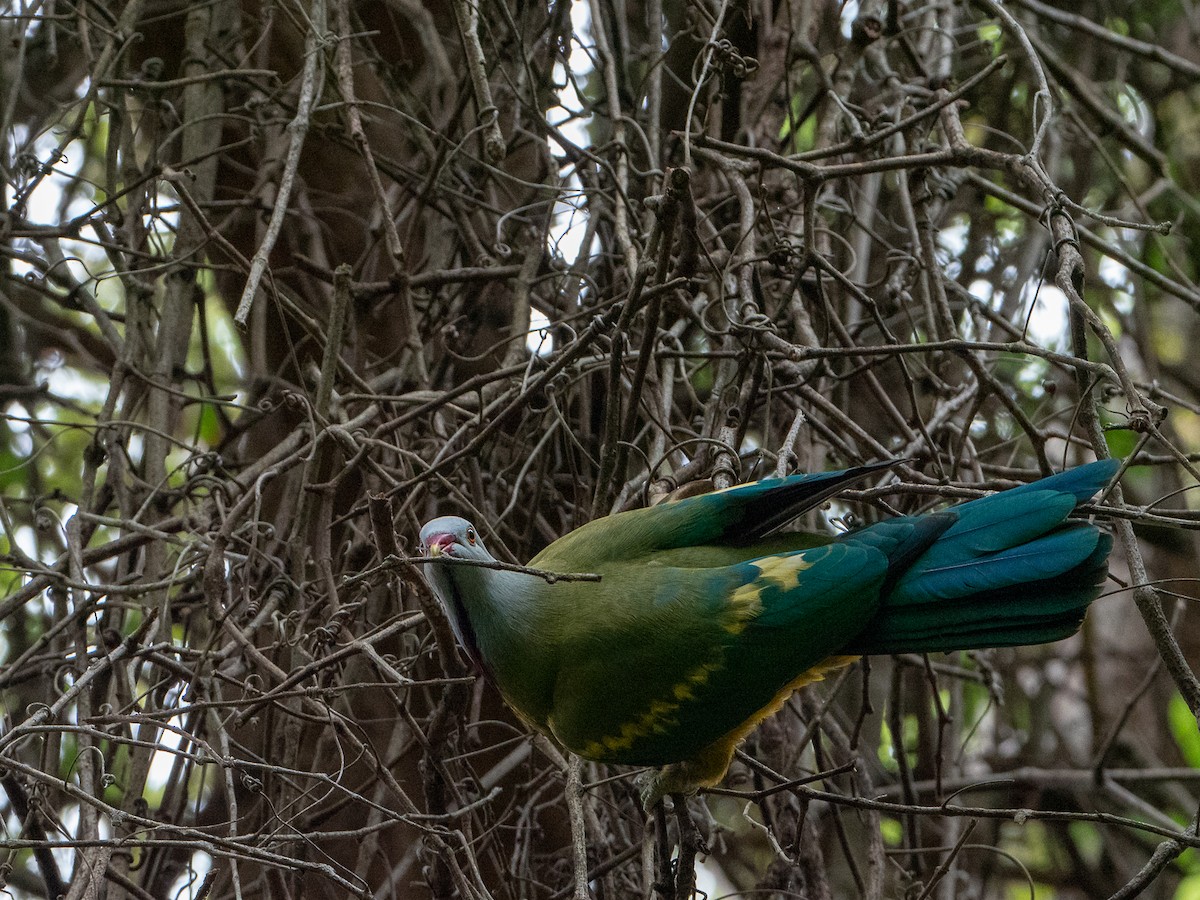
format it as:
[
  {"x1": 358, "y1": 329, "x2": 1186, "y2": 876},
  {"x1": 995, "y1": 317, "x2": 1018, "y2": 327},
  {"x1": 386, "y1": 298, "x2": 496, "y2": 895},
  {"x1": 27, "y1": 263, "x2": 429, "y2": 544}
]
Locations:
[{"x1": 845, "y1": 460, "x2": 1119, "y2": 655}]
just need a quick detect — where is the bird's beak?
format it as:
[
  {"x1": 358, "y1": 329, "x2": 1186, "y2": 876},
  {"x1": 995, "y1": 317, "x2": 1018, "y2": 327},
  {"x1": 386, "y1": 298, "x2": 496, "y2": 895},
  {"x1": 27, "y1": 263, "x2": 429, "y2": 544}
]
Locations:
[{"x1": 426, "y1": 533, "x2": 455, "y2": 557}]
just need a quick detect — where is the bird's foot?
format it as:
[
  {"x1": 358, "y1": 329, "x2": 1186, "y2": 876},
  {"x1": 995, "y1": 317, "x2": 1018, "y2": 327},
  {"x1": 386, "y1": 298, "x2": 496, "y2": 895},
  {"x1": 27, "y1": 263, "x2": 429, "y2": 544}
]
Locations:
[
  {"x1": 636, "y1": 770, "x2": 669, "y2": 811},
  {"x1": 637, "y1": 741, "x2": 736, "y2": 812},
  {"x1": 636, "y1": 764, "x2": 698, "y2": 812}
]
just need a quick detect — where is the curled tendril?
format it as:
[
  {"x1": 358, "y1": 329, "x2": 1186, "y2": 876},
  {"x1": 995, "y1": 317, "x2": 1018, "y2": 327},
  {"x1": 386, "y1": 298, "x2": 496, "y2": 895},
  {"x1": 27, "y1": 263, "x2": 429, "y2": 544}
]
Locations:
[
  {"x1": 708, "y1": 38, "x2": 758, "y2": 79},
  {"x1": 63, "y1": 745, "x2": 109, "y2": 786},
  {"x1": 53, "y1": 666, "x2": 77, "y2": 697},
  {"x1": 188, "y1": 451, "x2": 222, "y2": 476}
]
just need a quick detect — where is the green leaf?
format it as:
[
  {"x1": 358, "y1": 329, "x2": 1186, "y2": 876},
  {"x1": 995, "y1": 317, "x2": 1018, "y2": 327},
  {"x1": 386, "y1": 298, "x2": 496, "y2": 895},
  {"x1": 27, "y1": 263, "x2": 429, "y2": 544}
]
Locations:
[
  {"x1": 1169, "y1": 693, "x2": 1200, "y2": 768},
  {"x1": 879, "y1": 817, "x2": 902, "y2": 846},
  {"x1": 1103, "y1": 427, "x2": 1137, "y2": 460},
  {"x1": 779, "y1": 96, "x2": 816, "y2": 152},
  {"x1": 1068, "y1": 821, "x2": 1102, "y2": 867},
  {"x1": 1175, "y1": 873, "x2": 1200, "y2": 900},
  {"x1": 197, "y1": 402, "x2": 223, "y2": 448},
  {"x1": 977, "y1": 22, "x2": 1003, "y2": 57},
  {"x1": 877, "y1": 718, "x2": 898, "y2": 773}
]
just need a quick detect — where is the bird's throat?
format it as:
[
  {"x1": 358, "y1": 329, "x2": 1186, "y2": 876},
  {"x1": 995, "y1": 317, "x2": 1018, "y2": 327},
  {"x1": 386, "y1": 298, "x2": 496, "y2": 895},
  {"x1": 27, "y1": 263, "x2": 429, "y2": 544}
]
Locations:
[{"x1": 433, "y1": 562, "x2": 545, "y2": 700}]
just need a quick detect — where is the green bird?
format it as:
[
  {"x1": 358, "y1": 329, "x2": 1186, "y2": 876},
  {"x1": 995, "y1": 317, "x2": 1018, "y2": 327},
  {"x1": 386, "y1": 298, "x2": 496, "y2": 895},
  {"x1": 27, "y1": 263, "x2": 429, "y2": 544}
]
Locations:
[{"x1": 419, "y1": 459, "x2": 1117, "y2": 806}]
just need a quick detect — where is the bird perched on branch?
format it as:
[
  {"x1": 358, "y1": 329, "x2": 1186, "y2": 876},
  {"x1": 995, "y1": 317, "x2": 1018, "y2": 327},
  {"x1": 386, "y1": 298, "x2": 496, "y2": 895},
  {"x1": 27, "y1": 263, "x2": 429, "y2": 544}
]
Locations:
[{"x1": 419, "y1": 459, "x2": 1118, "y2": 808}]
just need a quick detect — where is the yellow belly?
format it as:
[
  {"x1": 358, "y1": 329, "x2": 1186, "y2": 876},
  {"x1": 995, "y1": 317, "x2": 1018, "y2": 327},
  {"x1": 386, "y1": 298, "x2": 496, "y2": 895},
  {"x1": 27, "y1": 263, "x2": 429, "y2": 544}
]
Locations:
[{"x1": 662, "y1": 655, "x2": 861, "y2": 792}]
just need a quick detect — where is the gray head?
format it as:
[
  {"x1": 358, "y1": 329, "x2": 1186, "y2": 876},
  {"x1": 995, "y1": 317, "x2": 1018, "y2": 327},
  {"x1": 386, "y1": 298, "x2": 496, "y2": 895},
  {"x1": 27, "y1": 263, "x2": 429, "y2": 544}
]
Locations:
[
  {"x1": 419, "y1": 516, "x2": 496, "y2": 562},
  {"x1": 418, "y1": 516, "x2": 504, "y2": 671}
]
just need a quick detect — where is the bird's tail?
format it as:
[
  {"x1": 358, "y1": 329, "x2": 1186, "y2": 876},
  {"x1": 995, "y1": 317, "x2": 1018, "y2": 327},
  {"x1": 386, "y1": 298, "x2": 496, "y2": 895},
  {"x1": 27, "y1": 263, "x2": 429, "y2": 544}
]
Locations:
[{"x1": 845, "y1": 460, "x2": 1118, "y2": 655}]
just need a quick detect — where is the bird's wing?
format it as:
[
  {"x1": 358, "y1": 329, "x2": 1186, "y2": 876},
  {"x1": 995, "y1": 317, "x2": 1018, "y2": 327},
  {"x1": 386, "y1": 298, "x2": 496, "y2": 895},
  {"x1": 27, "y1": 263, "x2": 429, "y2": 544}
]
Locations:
[
  {"x1": 530, "y1": 461, "x2": 901, "y2": 571},
  {"x1": 543, "y1": 541, "x2": 889, "y2": 767}
]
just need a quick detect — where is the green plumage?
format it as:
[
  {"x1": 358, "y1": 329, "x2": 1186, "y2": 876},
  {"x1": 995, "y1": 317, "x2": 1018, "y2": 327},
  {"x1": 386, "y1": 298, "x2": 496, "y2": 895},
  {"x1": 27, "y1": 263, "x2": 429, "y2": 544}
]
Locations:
[{"x1": 419, "y1": 459, "x2": 1118, "y2": 801}]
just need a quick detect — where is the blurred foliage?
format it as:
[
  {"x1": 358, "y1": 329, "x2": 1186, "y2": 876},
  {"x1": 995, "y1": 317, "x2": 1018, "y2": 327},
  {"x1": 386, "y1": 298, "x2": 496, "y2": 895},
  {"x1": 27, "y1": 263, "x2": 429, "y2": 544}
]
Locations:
[{"x1": 2, "y1": 0, "x2": 1200, "y2": 898}]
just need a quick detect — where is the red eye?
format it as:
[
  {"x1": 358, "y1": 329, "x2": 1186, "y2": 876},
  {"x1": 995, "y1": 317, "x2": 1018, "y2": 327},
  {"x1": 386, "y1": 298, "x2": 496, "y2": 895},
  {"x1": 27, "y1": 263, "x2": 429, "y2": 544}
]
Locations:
[{"x1": 466, "y1": 528, "x2": 477, "y2": 545}]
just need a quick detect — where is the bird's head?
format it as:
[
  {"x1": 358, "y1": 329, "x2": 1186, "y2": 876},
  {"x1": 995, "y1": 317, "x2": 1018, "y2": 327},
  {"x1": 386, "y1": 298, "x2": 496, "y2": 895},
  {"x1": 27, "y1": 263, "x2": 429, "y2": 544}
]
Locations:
[
  {"x1": 418, "y1": 516, "x2": 504, "y2": 673},
  {"x1": 419, "y1": 516, "x2": 495, "y2": 563}
]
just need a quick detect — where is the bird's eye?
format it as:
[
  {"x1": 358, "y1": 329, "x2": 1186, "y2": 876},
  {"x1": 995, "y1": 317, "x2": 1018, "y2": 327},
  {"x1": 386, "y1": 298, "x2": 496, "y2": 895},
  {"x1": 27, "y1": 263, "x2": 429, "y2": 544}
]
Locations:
[{"x1": 466, "y1": 528, "x2": 477, "y2": 545}]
